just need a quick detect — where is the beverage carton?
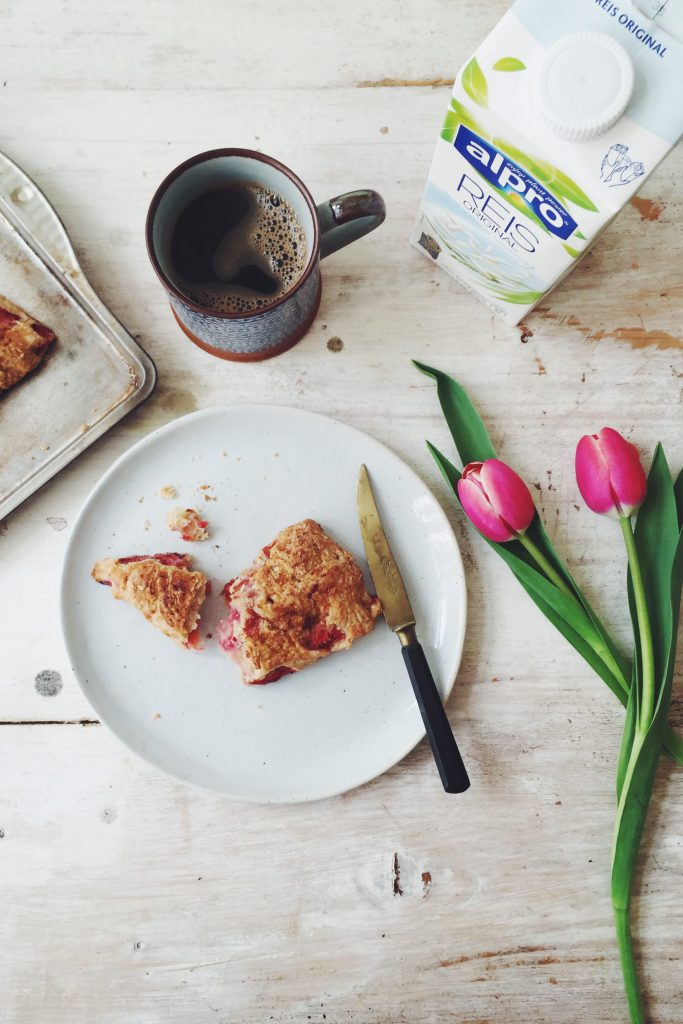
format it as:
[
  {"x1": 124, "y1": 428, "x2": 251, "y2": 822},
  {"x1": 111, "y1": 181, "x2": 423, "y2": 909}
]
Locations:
[{"x1": 411, "y1": 0, "x2": 683, "y2": 324}]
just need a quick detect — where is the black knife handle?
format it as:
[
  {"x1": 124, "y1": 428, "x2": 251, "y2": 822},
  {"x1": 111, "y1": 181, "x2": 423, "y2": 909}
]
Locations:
[{"x1": 401, "y1": 641, "x2": 470, "y2": 794}]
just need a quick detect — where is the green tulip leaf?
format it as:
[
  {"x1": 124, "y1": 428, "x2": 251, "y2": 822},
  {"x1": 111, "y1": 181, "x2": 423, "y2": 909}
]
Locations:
[
  {"x1": 493, "y1": 57, "x2": 526, "y2": 71},
  {"x1": 413, "y1": 361, "x2": 496, "y2": 462},
  {"x1": 461, "y1": 57, "x2": 488, "y2": 108},
  {"x1": 616, "y1": 658, "x2": 639, "y2": 800},
  {"x1": 630, "y1": 446, "x2": 680, "y2": 688},
  {"x1": 674, "y1": 466, "x2": 683, "y2": 528}
]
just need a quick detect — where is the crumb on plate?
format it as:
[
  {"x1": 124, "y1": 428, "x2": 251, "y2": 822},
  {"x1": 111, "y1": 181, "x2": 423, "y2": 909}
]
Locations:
[
  {"x1": 167, "y1": 506, "x2": 210, "y2": 542},
  {"x1": 159, "y1": 485, "x2": 177, "y2": 499}
]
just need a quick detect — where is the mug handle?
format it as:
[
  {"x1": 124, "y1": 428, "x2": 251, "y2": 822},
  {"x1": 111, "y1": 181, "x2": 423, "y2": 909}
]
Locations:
[{"x1": 316, "y1": 190, "x2": 386, "y2": 259}]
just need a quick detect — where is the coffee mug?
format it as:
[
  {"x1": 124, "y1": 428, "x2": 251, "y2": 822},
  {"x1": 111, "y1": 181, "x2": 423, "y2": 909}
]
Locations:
[{"x1": 145, "y1": 148, "x2": 385, "y2": 361}]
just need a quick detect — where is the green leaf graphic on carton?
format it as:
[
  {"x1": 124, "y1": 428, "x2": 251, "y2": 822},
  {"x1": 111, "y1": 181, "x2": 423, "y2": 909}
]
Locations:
[
  {"x1": 441, "y1": 100, "x2": 482, "y2": 142},
  {"x1": 451, "y1": 98, "x2": 482, "y2": 131},
  {"x1": 493, "y1": 57, "x2": 526, "y2": 71},
  {"x1": 493, "y1": 137, "x2": 599, "y2": 212},
  {"x1": 461, "y1": 57, "x2": 488, "y2": 108},
  {"x1": 496, "y1": 288, "x2": 544, "y2": 304},
  {"x1": 563, "y1": 242, "x2": 582, "y2": 259}
]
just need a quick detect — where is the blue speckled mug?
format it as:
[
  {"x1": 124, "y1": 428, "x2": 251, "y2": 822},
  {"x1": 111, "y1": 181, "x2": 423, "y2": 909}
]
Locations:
[{"x1": 146, "y1": 149, "x2": 385, "y2": 362}]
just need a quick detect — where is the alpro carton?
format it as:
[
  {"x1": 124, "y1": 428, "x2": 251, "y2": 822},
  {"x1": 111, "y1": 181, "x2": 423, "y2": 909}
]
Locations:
[{"x1": 411, "y1": 0, "x2": 683, "y2": 324}]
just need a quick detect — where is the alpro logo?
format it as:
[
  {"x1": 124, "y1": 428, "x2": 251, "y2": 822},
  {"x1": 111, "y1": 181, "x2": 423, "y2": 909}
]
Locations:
[{"x1": 453, "y1": 125, "x2": 577, "y2": 240}]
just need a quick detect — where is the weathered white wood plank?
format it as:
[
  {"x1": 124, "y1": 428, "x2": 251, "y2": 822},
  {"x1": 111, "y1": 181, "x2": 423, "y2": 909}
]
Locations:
[
  {"x1": 0, "y1": 0, "x2": 682, "y2": 1021},
  {"x1": 0, "y1": 721, "x2": 681, "y2": 1024},
  {"x1": 0, "y1": 0, "x2": 503, "y2": 92}
]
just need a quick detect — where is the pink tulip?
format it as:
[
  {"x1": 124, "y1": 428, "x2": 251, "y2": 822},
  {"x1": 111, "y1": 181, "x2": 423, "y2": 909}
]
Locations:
[
  {"x1": 457, "y1": 459, "x2": 535, "y2": 542},
  {"x1": 575, "y1": 428, "x2": 647, "y2": 519}
]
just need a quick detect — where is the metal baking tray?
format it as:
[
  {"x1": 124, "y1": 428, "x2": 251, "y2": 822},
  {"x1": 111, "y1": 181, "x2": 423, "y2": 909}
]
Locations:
[{"x1": 0, "y1": 151, "x2": 156, "y2": 519}]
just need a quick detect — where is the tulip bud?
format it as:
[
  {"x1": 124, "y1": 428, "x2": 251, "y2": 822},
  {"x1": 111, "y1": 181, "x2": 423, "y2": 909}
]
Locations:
[
  {"x1": 457, "y1": 459, "x2": 536, "y2": 543},
  {"x1": 575, "y1": 427, "x2": 647, "y2": 520}
]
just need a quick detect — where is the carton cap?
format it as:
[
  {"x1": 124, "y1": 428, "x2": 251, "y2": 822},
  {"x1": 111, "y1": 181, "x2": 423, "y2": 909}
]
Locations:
[{"x1": 532, "y1": 31, "x2": 634, "y2": 142}]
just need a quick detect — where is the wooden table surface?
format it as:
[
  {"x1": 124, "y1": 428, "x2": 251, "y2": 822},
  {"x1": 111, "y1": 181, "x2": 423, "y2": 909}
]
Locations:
[{"x1": 1, "y1": 2, "x2": 682, "y2": 1022}]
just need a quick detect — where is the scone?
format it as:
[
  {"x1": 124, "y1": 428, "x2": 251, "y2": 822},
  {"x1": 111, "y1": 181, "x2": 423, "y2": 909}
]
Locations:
[
  {"x1": 217, "y1": 519, "x2": 382, "y2": 684},
  {"x1": 0, "y1": 296, "x2": 55, "y2": 391},
  {"x1": 92, "y1": 552, "x2": 208, "y2": 649}
]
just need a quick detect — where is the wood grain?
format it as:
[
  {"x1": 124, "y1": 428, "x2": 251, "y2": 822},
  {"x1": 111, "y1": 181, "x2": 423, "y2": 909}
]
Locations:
[{"x1": 1, "y1": 0, "x2": 682, "y2": 1021}]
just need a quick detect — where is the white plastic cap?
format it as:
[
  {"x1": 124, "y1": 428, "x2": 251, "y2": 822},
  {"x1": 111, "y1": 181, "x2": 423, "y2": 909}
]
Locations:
[{"x1": 532, "y1": 31, "x2": 634, "y2": 142}]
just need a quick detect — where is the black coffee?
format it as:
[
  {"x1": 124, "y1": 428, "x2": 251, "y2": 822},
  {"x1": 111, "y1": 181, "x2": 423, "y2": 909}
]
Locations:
[{"x1": 170, "y1": 182, "x2": 308, "y2": 313}]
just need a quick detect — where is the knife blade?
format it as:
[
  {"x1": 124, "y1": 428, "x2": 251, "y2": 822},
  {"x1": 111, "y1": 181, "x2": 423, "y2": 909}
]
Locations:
[{"x1": 357, "y1": 464, "x2": 470, "y2": 794}]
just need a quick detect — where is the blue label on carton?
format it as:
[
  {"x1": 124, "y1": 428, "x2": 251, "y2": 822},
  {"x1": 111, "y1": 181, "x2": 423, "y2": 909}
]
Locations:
[{"x1": 453, "y1": 125, "x2": 577, "y2": 239}]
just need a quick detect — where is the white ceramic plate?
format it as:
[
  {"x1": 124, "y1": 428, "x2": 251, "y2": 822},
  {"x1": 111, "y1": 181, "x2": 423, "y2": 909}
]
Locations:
[{"x1": 61, "y1": 406, "x2": 467, "y2": 802}]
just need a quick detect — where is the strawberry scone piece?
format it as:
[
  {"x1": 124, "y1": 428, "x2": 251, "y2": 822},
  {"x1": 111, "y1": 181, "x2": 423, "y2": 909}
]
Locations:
[
  {"x1": 92, "y1": 552, "x2": 208, "y2": 649},
  {"x1": 167, "y1": 506, "x2": 209, "y2": 542},
  {"x1": 0, "y1": 296, "x2": 55, "y2": 391},
  {"x1": 217, "y1": 519, "x2": 382, "y2": 684}
]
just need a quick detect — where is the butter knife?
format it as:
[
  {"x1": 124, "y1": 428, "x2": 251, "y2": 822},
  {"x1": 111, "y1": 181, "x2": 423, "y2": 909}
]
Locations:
[{"x1": 357, "y1": 465, "x2": 470, "y2": 794}]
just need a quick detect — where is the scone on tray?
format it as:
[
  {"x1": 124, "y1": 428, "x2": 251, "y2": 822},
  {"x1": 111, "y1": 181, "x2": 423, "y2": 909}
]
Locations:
[{"x1": 0, "y1": 296, "x2": 55, "y2": 391}]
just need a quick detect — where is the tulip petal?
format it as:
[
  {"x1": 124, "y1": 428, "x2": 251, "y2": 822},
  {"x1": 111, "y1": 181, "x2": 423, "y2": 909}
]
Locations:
[
  {"x1": 597, "y1": 427, "x2": 647, "y2": 517},
  {"x1": 458, "y1": 474, "x2": 515, "y2": 542},
  {"x1": 479, "y1": 459, "x2": 535, "y2": 534},
  {"x1": 576, "y1": 434, "x2": 619, "y2": 516}
]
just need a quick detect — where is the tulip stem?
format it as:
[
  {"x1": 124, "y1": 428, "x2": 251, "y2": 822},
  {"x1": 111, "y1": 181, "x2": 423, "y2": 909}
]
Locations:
[
  {"x1": 613, "y1": 905, "x2": 646, "y2": 1024},
  {"x1": 620, "y1": 516, "x2": 656, "y2": 732},
  {"x1": 518, "y1": 533, "x2": 574, "y2": 601}
]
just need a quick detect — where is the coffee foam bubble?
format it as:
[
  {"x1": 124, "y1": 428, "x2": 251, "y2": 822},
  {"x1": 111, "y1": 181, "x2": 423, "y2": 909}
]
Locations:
[{"x1": 179, "y1": 183, "x2": 308, "y2": 314}]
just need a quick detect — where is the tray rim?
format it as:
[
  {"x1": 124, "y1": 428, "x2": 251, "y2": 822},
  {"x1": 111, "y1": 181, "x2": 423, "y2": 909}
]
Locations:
[{"x1": 0, "y1": 150, "x2": 157, "y2": 520}]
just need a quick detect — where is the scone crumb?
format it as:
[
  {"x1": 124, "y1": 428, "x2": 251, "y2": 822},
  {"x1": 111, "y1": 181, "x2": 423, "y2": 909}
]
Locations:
[
  {"x1": 167, "y1": 506, "x2": 209, "y2": 542},
  {"x1": 152, "y1": 711, "x2": 162, "y2": 720},
  {"x1": 159, "y1": 485, "x2": 177, "y2": 499},
  {"x1": 143, "y1": 519, "x2": 151, "y2": 531}
]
